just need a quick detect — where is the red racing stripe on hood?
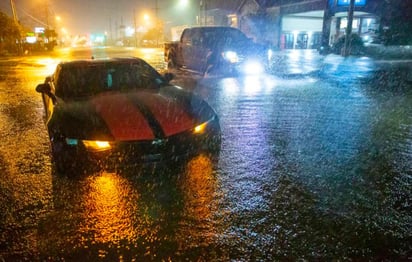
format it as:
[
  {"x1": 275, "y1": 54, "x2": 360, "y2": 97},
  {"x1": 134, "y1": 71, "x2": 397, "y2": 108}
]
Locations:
[
  {"x1": 91, "y1": 93, "x2": 155, "y2": 141},
  {"x1": 133, "y1": 92, "x2": 194, "y2": 136}
]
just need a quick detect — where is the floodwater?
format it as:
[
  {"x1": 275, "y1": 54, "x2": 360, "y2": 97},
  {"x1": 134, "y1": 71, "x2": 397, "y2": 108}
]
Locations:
[{"x1": 0, "y1": 48, "x2": 411, "y2": 261}]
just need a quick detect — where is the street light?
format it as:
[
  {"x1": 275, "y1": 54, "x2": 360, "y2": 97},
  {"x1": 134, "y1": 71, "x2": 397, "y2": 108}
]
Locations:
[
  {"x1": 53, "y1": 15, "x2": 65, "y2": 46},
  {"x1": 178, "y1": 0, "x2": 189, "y2": 8},
  {"x1": 143, "y1": 13, "x2": 150, "y2": 24},
  {"x1": 200, "y1": 0, "x2": 207, "y2": 25}
]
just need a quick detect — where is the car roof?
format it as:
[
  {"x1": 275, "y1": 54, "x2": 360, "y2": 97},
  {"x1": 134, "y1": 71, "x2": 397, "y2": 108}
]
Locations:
[
  {"x1": 58, "y1": 57, "x2": 144, "y2": 68},
  {"x1": 187, "y1": 26, "x2": 236, "y2": 29},
  {"x1": 186, "y1": 26, "x2": 240, "y2": 32},
  {"x1": 53, "y1": 57, "x2": 163, "y2": 99}
]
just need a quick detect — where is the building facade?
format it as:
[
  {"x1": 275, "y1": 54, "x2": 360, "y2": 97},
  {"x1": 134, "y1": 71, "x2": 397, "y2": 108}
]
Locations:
[{"x1": 204, "y1": 0, "x2": 382, "y2": 49}]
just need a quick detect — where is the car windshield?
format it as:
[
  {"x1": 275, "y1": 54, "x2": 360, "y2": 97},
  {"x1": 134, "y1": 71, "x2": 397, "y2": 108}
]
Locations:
[
  {"x1": 201, "y1": 27, "x2": 250, "y2": 49},
  {"x1": 221, "y1": 28, "x2": 251, "y2": 48},
  {"x1": 54, "y1": 60, "x2": 165, "y2": 99}
]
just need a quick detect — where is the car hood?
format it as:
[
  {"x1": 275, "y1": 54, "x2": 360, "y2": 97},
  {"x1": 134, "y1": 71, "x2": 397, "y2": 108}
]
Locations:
[
  {"x1": 49, "y1": 87, "x2": 215, "y2": 141},
  {"x1": 223, "y1": 40, "x2": 268, "y2": 57}
]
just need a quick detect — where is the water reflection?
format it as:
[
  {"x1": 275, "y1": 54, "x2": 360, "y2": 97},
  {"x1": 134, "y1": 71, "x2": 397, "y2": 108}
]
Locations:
[
  {"x1": 175, "y1": 154, "x2": 222, "y2": 260},
  {"x1": 195, "y1": 72, "x2": 412, "y2": 259},
  {"x1": 179, "y1": 154, "x2": 217, "y2": 230},
  {"x1": 39, "y1": 153, "x2": 220, "y2": 260},
  {"x1": 81, "y1": 172, "x2": 137, "y2": 244}
]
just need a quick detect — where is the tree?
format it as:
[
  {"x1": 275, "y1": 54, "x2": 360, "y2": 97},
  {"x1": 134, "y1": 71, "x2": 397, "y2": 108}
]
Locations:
[
  {"x1": 0, "y1": 11, "x2": 23, "y2": 55},
  {"x1": 378, "y1": 0, "x2": 412, "y2": 45}
]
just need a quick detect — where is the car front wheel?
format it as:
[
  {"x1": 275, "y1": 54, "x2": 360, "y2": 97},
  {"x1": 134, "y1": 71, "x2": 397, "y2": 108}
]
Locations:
[
  {"x1": 50, "y1": 135, "x2": 89, "y2": 176},
  {"x1": 203, "y1": 63, "x2": 215, "y2": 77},
  {"x1": 167, "y1": 53, "x2": 177, "y2": 69}
]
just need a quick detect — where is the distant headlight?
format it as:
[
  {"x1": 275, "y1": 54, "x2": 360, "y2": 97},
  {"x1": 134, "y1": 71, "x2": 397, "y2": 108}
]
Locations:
[
  {"x1": 82, "y1": 140, "x2": 112, "y2": 151},
  {"x1": 267, "y1": 49, "x2": 273, "y2": 60},
  {"x1": 223, "y1": 51, "x2": 239, "y2": 63},
  {"x1": 193, "y1": 117, "x2": 215, "y2": 134}
]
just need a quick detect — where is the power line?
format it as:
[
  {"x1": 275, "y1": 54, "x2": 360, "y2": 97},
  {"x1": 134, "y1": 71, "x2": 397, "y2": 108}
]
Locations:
[{"x1": 16, "y1": 7, "x2": 48, "y2": 27}]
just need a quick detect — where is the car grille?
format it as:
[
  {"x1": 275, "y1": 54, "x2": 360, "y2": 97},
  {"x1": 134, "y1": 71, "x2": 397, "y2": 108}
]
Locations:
[{"x1": 100, "y1": 133, "x2": 202, "y2": 167}]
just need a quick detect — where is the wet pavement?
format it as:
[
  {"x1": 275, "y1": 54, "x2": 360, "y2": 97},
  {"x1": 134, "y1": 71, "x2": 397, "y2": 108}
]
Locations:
[{"x1": 0, "y1": 47, "x2": 411, "y2": 261}]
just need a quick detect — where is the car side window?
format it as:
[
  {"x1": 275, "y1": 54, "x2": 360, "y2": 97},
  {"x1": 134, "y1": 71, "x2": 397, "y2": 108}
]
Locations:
[
  {"x1": 104, "y1": 69, "x2": 115, "y2": 89},
  {"x1": 54, "y1": 67, "x2": 70, "y2": 98},
  {"x1": 191, "y1": 30, "x2": 202, "y2": 46},
  {"x1": 106, "y1": 72, "x2": 113, "y2": 89},
  {"x1": 181, "y1": 30, "x2": 193, "y2": 46},
  {"x1": 52, "y1": 66, "x2": 62, "y2": 94},
  {"x1": 133, "y1": 63, "x2": 162, "y2": 89},
  {"x1": 202, "y1": 31, "x2": 215, "y2": 49}
]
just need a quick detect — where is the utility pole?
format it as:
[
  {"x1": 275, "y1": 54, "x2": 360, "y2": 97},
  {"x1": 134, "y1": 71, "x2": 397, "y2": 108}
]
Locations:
[
  {"x1": 45, "y1": 0, "x2": 50, "y2": 29},
  {"x1": 134, "y1": 9, "x2": 138, "y2": 47},
  {"x1": 199, "y1": 0, "x2": 207, "y2": 25},
  {"x1": 10, "y1": 0, "x2": 23, "y2": 55},
  {"x1": 343, "y1": 0, "x2": 355, "y2": 56},
  {"x1": 199, "y1": 1, "x2": 202, "y2": 25},
  {"x1": 204, "y1": 0, "x2": 207, "y2": 25},
  {"x1": 154, "y1": 0, "x2": 159, "y2": 46},
  {"x1": 320, "y1": 0, "x2": 333, "y2": 54},
  {"x1": 154, "y1": 0, "x2": 159, "y2": 21},
  {"x1": 109, "y1": 17, "x2": 113, "y2": 45},
  {"x1": 10, "y1": 0, "x2": 18, "y2": 24}
]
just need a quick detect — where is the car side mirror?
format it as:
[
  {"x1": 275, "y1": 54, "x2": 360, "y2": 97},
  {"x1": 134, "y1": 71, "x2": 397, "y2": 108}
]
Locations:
[
  {"x1": 44, "y1": 76, "x2": 52, "y2": 83},
  {"x1": 36, "y1": 83, "x2": 57, "y2": 104},
  {"x1": 36, "y1": 83, "x2": 51, "y2": 93}
]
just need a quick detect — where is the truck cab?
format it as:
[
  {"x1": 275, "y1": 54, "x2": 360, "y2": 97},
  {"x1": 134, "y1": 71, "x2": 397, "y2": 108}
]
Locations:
[{"x1": 164, "y1": 26, "x2": 271, "y2": 76}]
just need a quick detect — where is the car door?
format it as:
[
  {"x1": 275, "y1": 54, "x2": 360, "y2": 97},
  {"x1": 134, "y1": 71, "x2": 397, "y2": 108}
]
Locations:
[
  {"x1": 181, "y1": 29, "x2": 195, "y2": 69},
  {"x1": 188, "y1": 29, "x2": 206, "y2": 71},
  {"x1": 195, "y1": 30, "x2": 214, "y2": 72},
  {"x1": 38, "y1": 78, "x2": 56, "y2": 124}
]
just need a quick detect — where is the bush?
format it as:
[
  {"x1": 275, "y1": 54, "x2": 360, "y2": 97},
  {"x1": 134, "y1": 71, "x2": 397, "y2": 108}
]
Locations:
[{"x1": 331, "y1": 34, "x2": 365, "y2": 55}]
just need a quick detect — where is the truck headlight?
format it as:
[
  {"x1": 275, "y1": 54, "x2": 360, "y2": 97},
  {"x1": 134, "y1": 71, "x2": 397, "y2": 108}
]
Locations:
[{"x1": 223, "y1": 51, "x2": 239, "y2": 63}]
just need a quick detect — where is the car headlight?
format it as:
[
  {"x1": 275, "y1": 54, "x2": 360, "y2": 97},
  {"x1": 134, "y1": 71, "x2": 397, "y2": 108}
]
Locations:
[
  {"x1": 82, "y1": 140, "x2": 112, "y2": 151},
  {"x1": 193, "y1": 122, "x2": 208, "y2": 134},
  {"x1": 193, "y1": 117, "x2": 215, "y2": 134},
  {"x1": 223, "y1": 51, "x2": 239, "y2": 63},
  {"x1": 65, "y1": 138, "x2": 112, "y2": 151}
]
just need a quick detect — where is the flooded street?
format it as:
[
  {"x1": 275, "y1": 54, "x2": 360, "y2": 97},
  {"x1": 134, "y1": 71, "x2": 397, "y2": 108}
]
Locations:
[{"x1": 0, "y1": 48, "x2": 411, "y2": 261}]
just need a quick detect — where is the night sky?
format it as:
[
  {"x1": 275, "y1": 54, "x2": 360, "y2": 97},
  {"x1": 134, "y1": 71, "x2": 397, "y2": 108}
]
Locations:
[{"x1": 1, "y1": 0, "x2": 199, "y2": 35}]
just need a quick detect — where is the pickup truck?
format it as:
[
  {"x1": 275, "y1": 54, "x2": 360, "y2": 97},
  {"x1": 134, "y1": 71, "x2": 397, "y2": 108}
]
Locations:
[{"x1": 164, "y1": 26, "x2": 272, "y2": 76}]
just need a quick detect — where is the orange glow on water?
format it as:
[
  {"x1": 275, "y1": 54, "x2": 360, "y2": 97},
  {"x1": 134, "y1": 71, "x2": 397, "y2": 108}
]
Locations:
[
  {"x1": 82, "y1": 172, "x2": 137, "y2": 244},
  {"x1": 181, "y1": 154, "x2": 216, "y2": 223}
]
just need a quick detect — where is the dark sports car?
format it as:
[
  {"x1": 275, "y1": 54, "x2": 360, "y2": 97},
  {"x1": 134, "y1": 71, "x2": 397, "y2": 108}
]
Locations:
[{"x1": 36, "y1": 57, "x2": 221, "y2": 174}]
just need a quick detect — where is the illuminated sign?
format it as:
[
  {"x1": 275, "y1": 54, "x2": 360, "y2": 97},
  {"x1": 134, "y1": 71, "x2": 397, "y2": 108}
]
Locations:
[
  {"x1": 337, "y1": 0, "x2": 366, "y2": 6},
  {"x1": 25, "y1": 36, "x2": 37, "y2": 43},
  {"x1": 34, "y1": 27, "x2": 45, "y2": 33}
]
